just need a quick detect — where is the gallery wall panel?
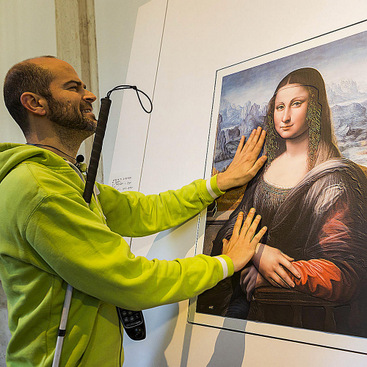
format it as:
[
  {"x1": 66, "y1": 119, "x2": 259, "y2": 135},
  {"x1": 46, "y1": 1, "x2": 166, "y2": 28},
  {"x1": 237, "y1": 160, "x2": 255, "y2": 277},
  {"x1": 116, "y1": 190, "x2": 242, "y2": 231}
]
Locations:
[{"x1": 111, "y1": 0, "x2": 367, "y2": 365}]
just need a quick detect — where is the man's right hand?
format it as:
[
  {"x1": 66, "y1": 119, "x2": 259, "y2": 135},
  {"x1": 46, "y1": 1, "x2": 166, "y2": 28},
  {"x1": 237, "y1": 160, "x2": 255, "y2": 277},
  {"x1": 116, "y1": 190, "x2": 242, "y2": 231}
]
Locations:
[{"x1": 222, "y1": 209, "x2": 267, "y2": 272}]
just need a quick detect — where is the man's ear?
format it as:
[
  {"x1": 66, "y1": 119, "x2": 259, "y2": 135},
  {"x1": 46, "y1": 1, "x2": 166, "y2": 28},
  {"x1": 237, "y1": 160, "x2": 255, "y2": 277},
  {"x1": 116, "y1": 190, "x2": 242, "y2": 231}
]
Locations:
[{"x1": 20, "y1": 92, "x2": 47, "y2": 116}]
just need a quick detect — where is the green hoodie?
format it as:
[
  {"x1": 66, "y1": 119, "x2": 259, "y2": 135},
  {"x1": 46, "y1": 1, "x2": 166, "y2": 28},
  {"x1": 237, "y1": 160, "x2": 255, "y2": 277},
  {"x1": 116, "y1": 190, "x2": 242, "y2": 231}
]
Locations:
[{"x1": 0, "y1": 143, "x2": 234, "y2": 366}]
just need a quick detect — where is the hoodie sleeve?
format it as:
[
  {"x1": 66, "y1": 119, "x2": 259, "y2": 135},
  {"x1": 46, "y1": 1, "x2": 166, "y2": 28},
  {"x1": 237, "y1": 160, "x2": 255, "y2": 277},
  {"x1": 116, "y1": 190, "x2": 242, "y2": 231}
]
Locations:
[
  {"x1": 96, "y1": 176, "x2": 224, "y2": 237},
  {"x1": 24, "y1": 188, "x2": 233, "y2": 310}
]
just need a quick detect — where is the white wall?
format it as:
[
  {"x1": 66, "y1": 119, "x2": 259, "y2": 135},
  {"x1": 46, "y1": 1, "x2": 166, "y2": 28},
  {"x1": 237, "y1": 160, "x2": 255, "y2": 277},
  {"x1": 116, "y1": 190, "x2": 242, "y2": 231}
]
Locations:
[
  {"x1": 110, "y1": 1, "x2": 367, "y2": 366},
  {"x1": 94, "y1": 0, "x2": 151, "y2": 183}
]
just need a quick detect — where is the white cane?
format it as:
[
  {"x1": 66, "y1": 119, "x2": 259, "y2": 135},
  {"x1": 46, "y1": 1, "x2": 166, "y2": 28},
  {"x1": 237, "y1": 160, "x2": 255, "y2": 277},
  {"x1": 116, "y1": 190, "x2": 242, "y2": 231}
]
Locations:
[{"x1": 52, "y1": 284, "x2": 73, "y2": 367}]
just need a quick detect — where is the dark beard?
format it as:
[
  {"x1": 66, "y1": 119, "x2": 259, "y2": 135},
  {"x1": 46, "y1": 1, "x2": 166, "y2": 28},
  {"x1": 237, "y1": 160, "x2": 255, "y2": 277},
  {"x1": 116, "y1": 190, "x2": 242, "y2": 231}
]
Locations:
[{"x1": 46, "y1": 96, "x2": 96, "y2": 132}]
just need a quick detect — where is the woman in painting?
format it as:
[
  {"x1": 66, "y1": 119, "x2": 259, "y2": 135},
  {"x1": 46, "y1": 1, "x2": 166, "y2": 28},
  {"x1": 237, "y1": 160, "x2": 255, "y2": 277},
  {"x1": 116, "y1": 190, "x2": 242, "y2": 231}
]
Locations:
[{"x1": 210, "y1": 67, "x2": 367, "y2": 336}]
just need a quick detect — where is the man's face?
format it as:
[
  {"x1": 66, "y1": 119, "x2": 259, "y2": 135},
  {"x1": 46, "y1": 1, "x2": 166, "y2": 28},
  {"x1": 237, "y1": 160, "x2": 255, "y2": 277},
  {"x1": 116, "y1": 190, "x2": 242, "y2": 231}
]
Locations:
[
  {"x1": 46, "y1": 93, "x2": 96, "y2": 132},
  {"x1": 38, "y1": 58, "x2": 97, "y2": 132}
]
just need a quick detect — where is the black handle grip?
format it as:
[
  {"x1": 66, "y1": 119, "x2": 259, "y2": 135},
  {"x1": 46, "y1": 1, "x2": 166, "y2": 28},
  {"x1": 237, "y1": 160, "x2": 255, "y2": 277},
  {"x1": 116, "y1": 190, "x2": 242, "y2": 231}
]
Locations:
[{"x1": 83, "y1": 97, "x2": 112, "y2": 203}]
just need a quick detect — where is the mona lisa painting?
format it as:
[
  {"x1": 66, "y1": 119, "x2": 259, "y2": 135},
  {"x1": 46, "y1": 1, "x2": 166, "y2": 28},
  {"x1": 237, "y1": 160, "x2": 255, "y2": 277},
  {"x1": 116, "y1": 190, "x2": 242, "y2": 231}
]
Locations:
[{"x1": 190, "y1": 22, "x2": 367, "y2": 350}]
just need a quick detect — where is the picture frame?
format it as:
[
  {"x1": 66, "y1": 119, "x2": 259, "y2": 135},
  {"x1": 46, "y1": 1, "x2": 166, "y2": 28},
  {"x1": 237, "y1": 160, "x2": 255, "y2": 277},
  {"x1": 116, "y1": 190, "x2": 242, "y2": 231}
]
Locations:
[{"x1": 189, "y1": 19, "x2": 367, "y2": 355}]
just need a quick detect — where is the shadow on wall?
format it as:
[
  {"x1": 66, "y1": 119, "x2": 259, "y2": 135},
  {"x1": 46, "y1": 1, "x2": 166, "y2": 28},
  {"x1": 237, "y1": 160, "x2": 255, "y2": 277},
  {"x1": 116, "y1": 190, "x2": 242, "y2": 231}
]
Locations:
[
  {"x1": 180, "y1": 319, "x2": 246, "y2": 366},
  {"x1": 146, "y1": 228, "x2": 190, "y2": 367},
  {"x1": 127, "y1": 218, "x2": 247, "y2": 366},
  {"x1": 146, "y1": 220, "x2": 247, "y2": 367},
  {"x1": 123, "y1": 303, "x2": 179, "y2": 367},
  {"x1": 207, "y1": 328, "x2": 246, "y2": 367},
  {"x1": 123, "y1": 226, "x2": 191, "y2": 367}
]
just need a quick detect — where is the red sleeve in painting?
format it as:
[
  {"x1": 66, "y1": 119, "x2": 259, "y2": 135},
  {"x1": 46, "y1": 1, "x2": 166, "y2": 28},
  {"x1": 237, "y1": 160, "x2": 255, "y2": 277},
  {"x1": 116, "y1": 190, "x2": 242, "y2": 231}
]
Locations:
[
  {"x1": 290, "y1": 206, "x2": 358, "y2": 302},
  {"x1": 291, "y1": 259, "x2": 357, "y2": 302}
]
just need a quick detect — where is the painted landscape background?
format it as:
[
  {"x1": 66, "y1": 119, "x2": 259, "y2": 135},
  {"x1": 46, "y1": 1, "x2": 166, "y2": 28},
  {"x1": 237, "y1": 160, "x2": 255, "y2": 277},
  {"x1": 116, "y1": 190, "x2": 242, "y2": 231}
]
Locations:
[{"x1": 213, "y1": 30, "x2": 367, "y2": 172}]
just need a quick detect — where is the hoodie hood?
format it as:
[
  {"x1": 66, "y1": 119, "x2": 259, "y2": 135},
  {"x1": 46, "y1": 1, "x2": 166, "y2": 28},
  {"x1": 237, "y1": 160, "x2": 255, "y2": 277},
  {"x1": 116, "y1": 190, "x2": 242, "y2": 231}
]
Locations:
[{"x1": 0, "y1": 143, "x2": 72, "y2": 183}]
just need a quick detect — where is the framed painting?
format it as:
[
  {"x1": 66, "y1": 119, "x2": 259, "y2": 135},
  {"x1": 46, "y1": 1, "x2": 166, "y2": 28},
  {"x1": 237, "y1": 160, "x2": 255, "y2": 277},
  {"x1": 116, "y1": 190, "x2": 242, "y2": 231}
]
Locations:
[{"x1": 189, "y1": 20, "x2": 367, "y2": 354}]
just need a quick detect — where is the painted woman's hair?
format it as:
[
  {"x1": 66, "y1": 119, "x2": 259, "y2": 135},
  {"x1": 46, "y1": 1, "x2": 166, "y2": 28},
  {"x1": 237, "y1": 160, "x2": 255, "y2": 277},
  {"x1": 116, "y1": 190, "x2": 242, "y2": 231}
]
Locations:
[{"x1": 265, "y1": 68, "x2": 341, "y2": 169}]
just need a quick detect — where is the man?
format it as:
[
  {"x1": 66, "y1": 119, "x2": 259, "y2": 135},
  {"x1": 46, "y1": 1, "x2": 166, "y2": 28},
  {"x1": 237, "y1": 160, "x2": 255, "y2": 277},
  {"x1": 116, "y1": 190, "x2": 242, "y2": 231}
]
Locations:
[{"x1": 0, "y1": 56, "x2": 267, "y2": 366}]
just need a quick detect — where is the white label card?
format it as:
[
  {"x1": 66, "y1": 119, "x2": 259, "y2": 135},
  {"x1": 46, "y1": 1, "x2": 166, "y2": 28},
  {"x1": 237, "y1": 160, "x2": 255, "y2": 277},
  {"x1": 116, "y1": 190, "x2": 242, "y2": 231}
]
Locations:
[{"x1": 109, "y1": 170, "x2": 140, "y2": 192}]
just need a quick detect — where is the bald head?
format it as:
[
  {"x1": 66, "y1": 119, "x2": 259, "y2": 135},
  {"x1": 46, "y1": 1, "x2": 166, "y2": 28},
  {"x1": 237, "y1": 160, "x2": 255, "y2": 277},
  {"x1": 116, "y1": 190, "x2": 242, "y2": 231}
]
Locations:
[
  {"x1": 3, "y1": 56, "x2": 57, "y2": 135},
  {"x1": 30, "y1": 57, "x2": 79, "y2": 76}
]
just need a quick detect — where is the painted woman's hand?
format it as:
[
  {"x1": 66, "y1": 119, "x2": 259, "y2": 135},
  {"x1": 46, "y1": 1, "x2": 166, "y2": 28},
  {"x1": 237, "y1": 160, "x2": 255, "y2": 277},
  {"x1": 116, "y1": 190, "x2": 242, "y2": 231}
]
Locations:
[
  {"x1": 252, "y1": 244, "x2": 301, "y2": 288},
  {"x1": 216, "y1": 127, "x2": 267, "y2": 191},
  {"x1": 222, "y1": 209, "x2": 267, "y2": 272}
]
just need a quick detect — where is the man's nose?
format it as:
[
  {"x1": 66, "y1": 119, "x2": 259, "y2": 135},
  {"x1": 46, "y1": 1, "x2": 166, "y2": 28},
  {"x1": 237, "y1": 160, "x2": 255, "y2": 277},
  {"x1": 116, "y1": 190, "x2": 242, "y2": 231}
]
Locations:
[{"x1": 83, "y1": 89, "x2": 97, "y2": 103}]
